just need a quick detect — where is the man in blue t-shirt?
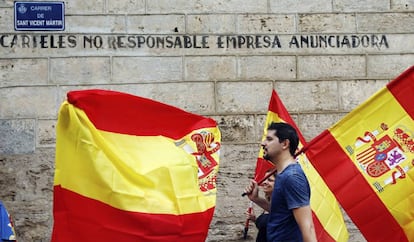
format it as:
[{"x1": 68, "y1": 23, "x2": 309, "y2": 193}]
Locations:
[{"x1": 245, "y1": 122, "x2": 317, "y2": 242}]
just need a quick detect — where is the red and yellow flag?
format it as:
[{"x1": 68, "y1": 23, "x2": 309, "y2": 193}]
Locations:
[
  {"x1": 52, "y1": 89, "x2": 221, "y2": 242},
  {"x1": 256, "y1": 90, "x2": 349, "y2": 241},
  {"x1": 304, "y1": 66, "x2": 414, "y2": 241}
]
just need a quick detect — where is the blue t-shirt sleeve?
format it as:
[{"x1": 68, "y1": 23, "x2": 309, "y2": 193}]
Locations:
[{"x1": 284, "y1": 172, "x2": 310, "y2": 210}]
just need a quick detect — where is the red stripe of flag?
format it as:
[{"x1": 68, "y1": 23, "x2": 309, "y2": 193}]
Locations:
[
  {"x1": 305, "y1": 130, "x2": 408, "y2": 241},
  {"x1": 52, "y1": 186, "x2": 214, "y2": 242},
  {"x1": 67, "y1": 89, "x2": 216, "y2": 139},
  {"x1": 387, "y1": 66, "x2": 414, "y2": 118}
]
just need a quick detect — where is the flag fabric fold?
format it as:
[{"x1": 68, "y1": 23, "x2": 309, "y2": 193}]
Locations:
[
  {"x1": 52, "y1": 89, "x2": 221, "y2": 242},
  {"x1": 255, "y1": 90, "x2": 349, "y2": 242},
  {"x1": 304, "y1": 65, "x2": 414, "y2": 241}
]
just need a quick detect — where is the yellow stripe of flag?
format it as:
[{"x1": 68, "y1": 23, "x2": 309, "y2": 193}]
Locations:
[{"x1": 55, "y1": 101, "x2": 217, "y2": 215}]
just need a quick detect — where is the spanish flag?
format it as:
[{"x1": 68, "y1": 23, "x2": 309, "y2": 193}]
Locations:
[
  {"x1": 256, "y1": 90, "x2": 349, "y2": 241},
  {"x1": 52, "y1": 89, "x2": 221, "y2": 242},
  {"x1": 304, "y1": 65, "x2": 414, "y2": 241}
]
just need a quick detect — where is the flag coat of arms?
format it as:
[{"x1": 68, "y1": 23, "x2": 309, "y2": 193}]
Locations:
[
  {"x1": 255, "y1": 90, "x2": 349, "y2": 241},
  {"x1": 304, "y1": 66, "x2": 414, "y2": 241},
  {"x1": 52, "y1": 89, "x2": 221, "y2": 242}
]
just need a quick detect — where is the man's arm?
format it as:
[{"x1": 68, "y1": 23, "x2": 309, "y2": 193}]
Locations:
[{"x1": 292, "y1": 205, "x2": 317, "y2": 242}]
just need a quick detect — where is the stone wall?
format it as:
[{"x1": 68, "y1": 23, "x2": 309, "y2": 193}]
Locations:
[{"x1": 1, "y1": 0, "x2": 413, "y2": 241}]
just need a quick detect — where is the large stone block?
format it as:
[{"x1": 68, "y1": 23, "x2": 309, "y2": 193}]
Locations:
[
  {"x1": 338, "y1": 79, "x2": 389, "y2": 111},
  {"x1": 298, "y1": 55, "x2": 366, "y2": 79},
  {"x1": 50, "y1": 57, "x2": 111, "y2": 84},
  {"x1": 0, "y1": 87, "x2": 57, "y2": 119},
  {"x1": 65, "y1": 15, "x2": 126, "y2": 33},
  {"x1": 37, "y1": 119, "x2": 57, "y2": 147},
  {"x1": 299, "y1": 13, "x2": 356, "y2": 33},
  {"x1": 237, "y1": 14, "x2": 295, "y2": 34},
  {"x1": 391, "y1": 0, "x2": 414, "y2": 11},
  {"x1": 216, "y1": 82, "x2": 273, "y2": 113},
  {"x1": 107, "y1": 0, "x2": 145, "y2": 14},
  {"x1": 113, "y1": 56, "x2": 182, "y2": 83},
  {"x1": 185, "y1": 56, "x2": 236, "y2": 81},
  {"x1": 0, "y1": 58, "x2": 48, "y2": 87},
  {"x1": 238, "y1": 56, "x2": 296, "y2": 80},
  {"x1": 357, "y1": 13, "x2": 414, "y2": 33},
  {"x1": 187, "y1": 15, "x2": 236, "y2": 34},
  {"x1": 367, "y1": 55, "x2": 414, "y2": 78},
  {"x1": 213, "y1": 115, "x2": 257, "y2": 143},
  {"x1": 147, "y1": 0, "x2": 267, "y2": 14},
  {"x1": 64, "y1": 0, "x2": 105, "y2": 14},
  {"x1": 0, "y1": 119, "x2": 35, "y2": 154},
  {"x1": 298, "y1": 112, "x2": 345, "y2": 140},
  {"x1": 270, "y1": 0, "x2": 332, "y2": 13},
  {"x1": 0, "y1": 8, "x2": 13, "y2": 32},
  {"x1": 275, "y1": 81, "x2": 339, "y2": 112},
  {"x1": 334, "y1": 0, "x2": 389, "y2": 12},
  {"x1": 127, "y1": 15, "x2": 185, "y2": 34}
]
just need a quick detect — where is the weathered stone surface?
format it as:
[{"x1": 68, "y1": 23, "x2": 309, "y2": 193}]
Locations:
[
  {"x1": 0, "y1": 59, "x2": 48, "y2": 87},
  {"x1": 367, "y1": 54, "x2": 414, "y2": 78},
  {"x1": 237, "y1": 14, "x2": 296, "y2": 34},
  {"x1": 269, "y1": 0, "x2": 332, "y2": 13},
  {"x1": 0, "y1": 119, "x2": 35, "y2": 154},
  {"x1": 299, "y1": 13, "x2": 356, "y2": 33},
  {"x1": 238, "y1": 56, "x2": 296, "y2": 80},
  {"x1": 357, "y1": 13, "x2": 414, "y2": 33},
  {"x1": 298, "y1": 113, "x2": 346, "y2": 140},
  {"x1": 338, "y1": 79, "x2": 389, "y2": 111},
  {"x1": 0, "y1": 87, "x2": 58, "y2": 119},
  {"x1": 216, "y1": 82, "x2": 273, "y2": 113},
  {"x1": 213, "y1": 115, "x2": 257, "y2": 143},
  {"x1": 187, "y1": 15, "x2": 236, "y2": 34},
  {"x1": 147, "y1": 0, "x2": 268, "y2": 14},
  {"x1": 112, "y1": 56, "x2": 182, "y2": 83},
  {"x1": 0, "y1": 148, "x2": 55, "y2": 242},
  {"x1": 64, "y1": 15, "x2": 126, "y2": 33},
  {"x1": 185, "y1": 56, "x2": 237, "y2": 81},
  {"x1": 50, "y1": 57, "x2": 111, "y2": 85},
  {"x1": 64, "y1": 0, "x2": 105, "y2": 14},
  {"x1": 391, "y1": 0, "x2": 414, "y2": 11},
  {"x1": 37, "y1": 119, "x2": 56, "y2": 147},
  {"x1": 107, "y1": 0, "x2": 145, "y2": 14},
  {"x1": 298, "y1": 55, "x2": 366, "y2": 79},
  {"x1": 334, "y1": 0, "x2": 389, "y2": 12},
  {"x1": 127, "y1": 15, "x2": 185, "y2": 34},
  {"x1": 275, "y1": 81, "x2": 340, "y2": 112}
]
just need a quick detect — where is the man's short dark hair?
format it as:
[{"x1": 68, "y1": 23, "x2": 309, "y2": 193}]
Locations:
[{"x1": 267, "y1": 122, "x2": 299, "y2": 156}]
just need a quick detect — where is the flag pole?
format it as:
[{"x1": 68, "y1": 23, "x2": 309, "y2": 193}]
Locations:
[{"x1": 243, "y1": 201, "x2": 254, "y2": 240}]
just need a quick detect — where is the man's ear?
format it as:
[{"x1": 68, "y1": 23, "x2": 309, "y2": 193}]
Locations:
[{"x1": 282, "y1": 139, "x2": 290, "y2": 150}]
